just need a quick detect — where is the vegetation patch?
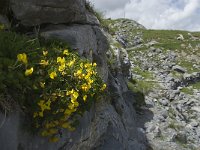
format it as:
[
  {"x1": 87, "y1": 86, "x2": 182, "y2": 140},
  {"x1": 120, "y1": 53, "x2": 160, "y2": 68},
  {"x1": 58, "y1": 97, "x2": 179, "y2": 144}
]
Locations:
[
  {"x1": 128, "y1": 79, "x2": 155, "y2": 95},
  {"x1": 180, "y1": 87, "x2": 193, "y2": 95},
  {"x1": 192, "y1": 81, "x2": 200, "y2": 90},
  {"x1": 178, "y1": 60, "x2": 199, "y2": 73},
  {"x1": 0, "y1": 30, "x2": 106, "y2": 142}
]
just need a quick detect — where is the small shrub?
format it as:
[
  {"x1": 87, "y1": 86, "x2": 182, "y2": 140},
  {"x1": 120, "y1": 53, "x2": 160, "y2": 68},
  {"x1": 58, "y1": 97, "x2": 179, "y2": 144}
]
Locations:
[
  {"x1": 0, "y1": 31, "x2": 106, "y2": 142},
  {"x1": 85, "y1": 1, "x2": 113, "y2": 33},
  {"x1": 16, "y1": 47, "x2": 106, "y2": 142}
]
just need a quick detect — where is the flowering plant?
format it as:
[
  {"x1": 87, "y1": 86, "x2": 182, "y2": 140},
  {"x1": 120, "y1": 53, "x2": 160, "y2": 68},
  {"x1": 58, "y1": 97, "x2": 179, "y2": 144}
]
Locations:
[{"x1": 16, "y1": 46, "x2": 106, "y2": 142}]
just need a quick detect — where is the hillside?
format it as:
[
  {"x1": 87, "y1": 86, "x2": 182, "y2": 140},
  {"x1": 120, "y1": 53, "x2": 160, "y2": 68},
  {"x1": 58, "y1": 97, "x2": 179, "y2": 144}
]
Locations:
[
  {"x1": 106, "y1": 18, "x2": 200, "y2": 150},
  {"x1": 0, "y1": 1, "x2": 200, "y2": 149},
  {"x1": 0, "y1": 1, "x2": 148, "y2": 150}
]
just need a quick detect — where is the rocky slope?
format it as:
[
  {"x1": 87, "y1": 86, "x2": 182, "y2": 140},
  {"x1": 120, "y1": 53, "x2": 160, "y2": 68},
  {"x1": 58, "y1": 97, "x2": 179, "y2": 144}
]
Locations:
[
  {"x1": 1, "y1": 1, "x2": 200, "y2": 149},
  {"x1": 106, "y1": 18, "x2": 200, "y2": 150},
  {"x1": 0, "y1": 1, "x2": 148, "y2": 150}
]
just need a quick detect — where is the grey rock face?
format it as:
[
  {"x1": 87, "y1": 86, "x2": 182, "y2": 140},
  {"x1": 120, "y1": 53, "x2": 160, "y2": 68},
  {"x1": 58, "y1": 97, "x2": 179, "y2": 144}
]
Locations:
[
  {"x1": 172, "y1": 65, "x2": 187, "y2": 73},
  {"x1": 0, "y1": 15, "x2": 10, "y2": 28},
  {"x1": 39, "y1": 23, "x2": 148, "y2": 150},
  {"x1": 10, "y1": 0, "x2": 99, "y2": 26},
  {"x1": 177, "y1": 34, "x2": 184, "y2": 41},
  {"x1": 0, "y1": 2, "x2": 149, "y2": 150},
  {"x1": 40, "y1": 24, "x2": 109, "y2": 82},
  {"x1": 0, "y1": 112, "x2": 66, "y2": 150}
]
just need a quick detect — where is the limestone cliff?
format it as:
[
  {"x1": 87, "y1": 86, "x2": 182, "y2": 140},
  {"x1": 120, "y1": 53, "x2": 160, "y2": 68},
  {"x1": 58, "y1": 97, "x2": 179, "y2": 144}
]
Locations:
[{"x1": 0, "y1": 1, "x2": 148, "y2": 150}]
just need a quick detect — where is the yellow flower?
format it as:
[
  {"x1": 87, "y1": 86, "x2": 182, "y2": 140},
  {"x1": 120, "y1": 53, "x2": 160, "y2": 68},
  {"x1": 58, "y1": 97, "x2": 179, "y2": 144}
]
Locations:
[
  {"x1": 68, "y1": 126, "x2": 76, "y2": 131},
  {"x1": 81, "y1": 84, "x2": 91, "y2": 92},
  {"x1": 33, "y1": 112, "x2": 38, "y2": 118},
  {"x1": 67, "y1": 60, "x2": 75, "y2": 67},
  {"x1": 69, "y1": 91, "x2": 79, "y2": 104},
  {"x1": 62, "y1": 71, "x2": 66, "y2": 76},
  {"x1": 40, "y1": 60, "x2": 49, "y2": 66},
  {"x1": 57, "y1": 57, "x2": 65, "y2": 64},
  {"x1": 43, "y1": 51, "x2": 48, "y2": 56},
  {"x1": 84, "y1": 63, "x2": 89, "y2": 68},
  {"x1": 88, "y1": 79, "x2": 94, "y2": 84},
  {"x1": 25, "y1": 67, "x2": 33, "y2": 76},
  {"x1": 85, "y1": 73, "x2": 92, "y2": 80},
  {"x1": 61, "y1": 122, "x2": 70, "y2": 128},
  {"x1": 66, "y1": 89, "x2": 74, "y2": 96},
  {"x1": 68, "y1": 102, "x2": 79, "y2": 110},
  {"x1": 17, "y1": 53, "x2": 28, "y2": 64},
  {"x1": 49, "y1": 136, "x2": 59, "y2": 143},
  {"x1": 83, "y1": 95, "x2": 87, "y2": 102},
  {"x1": 46, "y1": 100, "x2": 51, "y2": 110},
  {"x1": 58, "y1": 64, "x2": 65, "y2": 72},
  {"x1": 38, "y1": 100, "x2": 51, "y2": 112},
  {"x1": 92, "y1": 71, "x2": 97, "y2": 75},
  {"x1": 49, "y1": 128, "x2": 58, "y2": 135},
  {"x1": 93, "y1": 63, "x2": 97, "y2": 67},
  {"x1": 101, "y1": 84, "x2": 107, "y2": 91},
  {"x1": 74, "y1": 69, "x2": 82, "y2": 77},
  {"x1": 80, "y1": 63, "x2": 83, "y2": 68},
  {"x1": 39, "y1": 111, "x2": 44, "y2": 117},
  {"x1": 45, "y1": 121, "x2": 58, "y2": 129},
  {"x1": 49, "y1": 71, "x2": 57, "y2": 79},
  {"x1": 63, "y1": 49, "x2": 69, "y2": 55},
  {"x1": 64, "y1": 109, "x2": 73, "y2": 115},
  {"x1": 72, "y1": 92, "x2": 79, "y2": 99},
  {"x1": 41, "y1": 130, "x2": 49, "y2": 137}
]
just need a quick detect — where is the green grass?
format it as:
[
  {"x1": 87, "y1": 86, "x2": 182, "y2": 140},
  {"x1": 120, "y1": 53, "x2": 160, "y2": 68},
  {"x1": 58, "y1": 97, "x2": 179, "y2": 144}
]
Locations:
[
  {"x1": 132, "y1": 67, "x2": 154, "y2": 79},
  {"x1": 85, "y1": 1, "x2": 112, "y2": 32},
  {"x1": 140, "y1": 29, "x2": 200, "y2": 51},
  {"x1": 168, "y1": 122, "x2": 182, "y2": 130},
  {"x1": 180, "y1": 87, "x2": 193, "y2": 95},
  {"x1": 192, "y1": 82, "x2": 200, "y2": 90},
  {"x1": 180, "y1": 82, "x2": 200, "y2": 95},
  {"x1": 0, "y1": 31, "x2": 40, "y2": 112},
  {"x1": 128, "y1": 28, "x2": 200, "y2": 51},
  {"x1": 0, "y1": 30, "x2": 72, "y2": 113},
  {"x1": 177, "y1": 60, "x2": 199, "y2": 73},
  {"x1": 128, "y1": 79, "x2": 155, "y2": 95},
  {"x1": 171, "y1": 71, "x2": 183, "y2": 79}
]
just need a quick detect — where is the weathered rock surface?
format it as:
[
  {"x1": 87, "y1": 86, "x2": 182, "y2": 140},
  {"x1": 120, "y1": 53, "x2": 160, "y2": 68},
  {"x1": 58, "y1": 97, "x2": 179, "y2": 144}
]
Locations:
[
  {"x1": 0, "y1": 1, "x2": 149, "y2": 150},
  {"x1": 10, "y1": 0, "x2": 99, "y2": 26},
  {"x1": 0, "y1": 15, "x2": 10, "y2": 28},
  {"x1": 104, "y1": 18, "x2": 200, "y2": 150}
]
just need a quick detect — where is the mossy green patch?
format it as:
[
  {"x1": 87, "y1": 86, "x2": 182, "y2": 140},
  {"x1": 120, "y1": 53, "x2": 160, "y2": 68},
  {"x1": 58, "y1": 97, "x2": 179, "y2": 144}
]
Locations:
[
  {"x1": 180, "y1": 87, "x2": 193, "y2": 95},
  {"x1": 132, "y1": 67, "x2": 154, "y2": 79},
  {"x1": 128, "y1": 79, "x2": 155, "y2": 95},
  {"x1": 192, "y1": 82, "x2": 200, "y2": 90},
  {"x1": 178, "y1": 60, "x2": 199, "y2": 73},
  {"x1": 171, "y1": 71, "x2": 183, "y2": 79}
]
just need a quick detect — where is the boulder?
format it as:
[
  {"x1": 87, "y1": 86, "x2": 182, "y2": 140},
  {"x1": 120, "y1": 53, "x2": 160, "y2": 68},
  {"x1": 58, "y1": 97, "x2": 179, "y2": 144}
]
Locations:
[
  {"x1": 0, "y1": 15, "x2": 10, "y2": 29},
  {"x1": 172, "y1": 65, "x2": 187, "y2": 73},
  {"x1": 177, "y1": 34, "x2": 184, "y2": 41},
  {"x1": 40, "y1": 24, "x2": 109, "y2": 81},
  {"x1": 10, "y1": 0, "x2": 99, "y2": 26}
]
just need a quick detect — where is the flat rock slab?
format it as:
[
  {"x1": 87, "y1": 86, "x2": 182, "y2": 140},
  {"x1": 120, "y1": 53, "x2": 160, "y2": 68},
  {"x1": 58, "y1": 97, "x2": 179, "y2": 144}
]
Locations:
[{"x1": 10, "y1": 0, "x2": 99, "y2": 26}]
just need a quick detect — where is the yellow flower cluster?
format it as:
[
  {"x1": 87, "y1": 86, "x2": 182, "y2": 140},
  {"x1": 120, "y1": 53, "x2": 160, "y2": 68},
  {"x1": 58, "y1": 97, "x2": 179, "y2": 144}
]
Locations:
[
  {"x1": 49, "y1": 71, "x2": 57, "y2": 79},
  {"x1": 17, "y1": 53, "x2": 34, "y2": 76},
  {"x1": 17, "y1": 53, "x2": 28, "y2": 64},
  {"x1": 25, "y1": 67, "x2": 33, "y2": 76},
  {"x1": 34, "y1": 100, "x2": 51, "y2": 117},
  {"x1": 17, "y1": 48, "x2": 107, "y2": 142}
]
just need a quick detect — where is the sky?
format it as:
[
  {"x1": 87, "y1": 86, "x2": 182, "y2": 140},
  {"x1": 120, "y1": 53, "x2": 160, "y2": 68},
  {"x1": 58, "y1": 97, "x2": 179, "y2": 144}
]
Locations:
[{"x1": 89, "y1": 0, "x2": 200, "y2": 31}]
